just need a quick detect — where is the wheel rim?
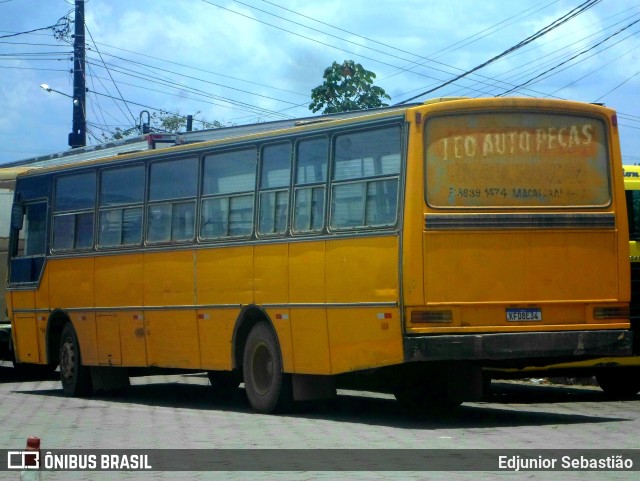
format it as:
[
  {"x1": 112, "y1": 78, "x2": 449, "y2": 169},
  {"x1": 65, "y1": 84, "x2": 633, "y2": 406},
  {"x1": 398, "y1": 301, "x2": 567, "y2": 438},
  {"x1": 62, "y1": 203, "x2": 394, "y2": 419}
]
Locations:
[
  {"x1": 60, "y1": 335, "x2": 76, "y2": 381},
  {"x1": 251, "y1": 341, "x2": 273, "y2": 395}
]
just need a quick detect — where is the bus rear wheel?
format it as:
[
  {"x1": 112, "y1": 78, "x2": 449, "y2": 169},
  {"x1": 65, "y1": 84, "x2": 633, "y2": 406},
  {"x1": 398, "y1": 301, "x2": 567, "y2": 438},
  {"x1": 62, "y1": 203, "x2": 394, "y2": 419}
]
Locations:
[
  {"x1": 595, "y1": 367, "x2": 640, "y2": 399},
  {"x1": 242, "y1": 322, "x2": 291, "y2": 413},
  {"x1": 59, "y1": 322, "x2": 92, "y2": 397}
]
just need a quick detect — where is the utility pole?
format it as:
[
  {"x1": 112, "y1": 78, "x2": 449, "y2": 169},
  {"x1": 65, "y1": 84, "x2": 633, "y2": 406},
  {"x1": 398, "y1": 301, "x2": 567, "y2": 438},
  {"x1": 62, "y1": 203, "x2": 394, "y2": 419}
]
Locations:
[{"x1": 68, "y1": 0, "x2": 86, "y2": 148}]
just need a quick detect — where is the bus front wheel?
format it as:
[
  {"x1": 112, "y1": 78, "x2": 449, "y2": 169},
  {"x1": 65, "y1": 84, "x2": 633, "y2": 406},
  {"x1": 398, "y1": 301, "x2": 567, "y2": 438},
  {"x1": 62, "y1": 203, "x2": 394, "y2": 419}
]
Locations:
[
  {"x1": 595, "y1": 367, "x2": 640, "y2": 399},
  {"x1": 242, "y1": 322, "x2": 291, "y2": 413},
  {"x1": 59, "y1": 322, "x2": 92, "y2": 397}
]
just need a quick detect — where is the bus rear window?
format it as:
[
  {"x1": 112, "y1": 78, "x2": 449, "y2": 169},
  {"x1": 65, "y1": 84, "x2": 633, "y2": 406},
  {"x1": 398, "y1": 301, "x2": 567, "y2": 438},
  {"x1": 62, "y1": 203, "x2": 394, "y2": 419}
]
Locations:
[{"x1": 424, "y1": 112, "x2": 610, "y2": 208}]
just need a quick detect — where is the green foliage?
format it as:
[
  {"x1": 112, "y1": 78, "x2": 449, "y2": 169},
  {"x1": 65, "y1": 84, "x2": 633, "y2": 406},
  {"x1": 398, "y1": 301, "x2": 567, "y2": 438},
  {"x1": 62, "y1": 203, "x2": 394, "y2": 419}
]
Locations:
[
  {"x1": 101, "y1": 111, "x2": 230, "y2": 142},
  {"x1": 309, "y1": 60, "x2": 391, "y2": 114}
]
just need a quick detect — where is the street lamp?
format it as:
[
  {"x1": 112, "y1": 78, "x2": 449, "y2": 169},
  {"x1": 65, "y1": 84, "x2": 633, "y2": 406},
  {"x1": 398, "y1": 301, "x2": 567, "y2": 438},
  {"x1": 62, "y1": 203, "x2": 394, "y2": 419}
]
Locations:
[
  {"x1": 40, "y1": 84, "x2": 78, "y2": 105},
  {"x1": 39, "y1": 83, "x2": 85, "y2": 147}
]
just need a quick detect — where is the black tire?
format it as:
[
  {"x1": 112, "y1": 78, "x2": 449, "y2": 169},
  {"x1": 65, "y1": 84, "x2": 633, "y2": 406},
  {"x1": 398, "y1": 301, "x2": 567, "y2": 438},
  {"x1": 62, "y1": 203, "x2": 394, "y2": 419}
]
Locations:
[
  {"x1": 59, "y1": 322, "x2": 92, "y2": 397},
  {"x1": 242, "y1": 322, "x2": 292, "y2": 413},
  {"x1": 596, "y1": 367, "x2": 640, "y2": 399},
  {"x1": 207, "y1": 370, "x2": 241, "y2": 390}
]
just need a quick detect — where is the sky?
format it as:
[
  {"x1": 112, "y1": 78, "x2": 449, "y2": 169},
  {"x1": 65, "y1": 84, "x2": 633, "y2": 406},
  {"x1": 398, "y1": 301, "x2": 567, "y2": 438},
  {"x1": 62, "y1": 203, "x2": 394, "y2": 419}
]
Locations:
[{"x1": 0, "y1": 0, "x2": 639, "y2": 165}]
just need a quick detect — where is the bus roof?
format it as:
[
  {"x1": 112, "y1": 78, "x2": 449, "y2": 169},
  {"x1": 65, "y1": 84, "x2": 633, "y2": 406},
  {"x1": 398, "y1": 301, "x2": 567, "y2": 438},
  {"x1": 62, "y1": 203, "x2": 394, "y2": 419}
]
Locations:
[
  {"x1": 5, "y1": 97, "x2": 616, "y2": 178},
  {"x1": 0, "y1": 167, "x2": 31, "y2": 181},
  {"x1": 12, "y1": 104, "x2": 418, "y2": 177},
  {"x1": 3, "y1": 104, "x2": 419, "y2": 173}
]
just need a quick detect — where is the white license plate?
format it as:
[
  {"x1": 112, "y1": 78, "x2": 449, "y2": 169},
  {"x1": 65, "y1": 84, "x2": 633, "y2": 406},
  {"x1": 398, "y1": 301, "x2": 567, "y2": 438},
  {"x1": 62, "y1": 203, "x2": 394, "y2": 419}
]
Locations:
[{"x1": 506, "y1": 308, "x2": 542, "y2": 321}]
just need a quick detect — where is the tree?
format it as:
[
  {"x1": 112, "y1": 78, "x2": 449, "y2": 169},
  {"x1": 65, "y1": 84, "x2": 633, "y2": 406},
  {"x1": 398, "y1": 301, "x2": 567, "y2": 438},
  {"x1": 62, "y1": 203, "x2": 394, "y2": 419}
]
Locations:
[
  {"x1": 101, "y1": 111, "x2": 230, "y2": 142},
  {"x1": 309, "y1": 60, "x2": 391, "y2": 114}
]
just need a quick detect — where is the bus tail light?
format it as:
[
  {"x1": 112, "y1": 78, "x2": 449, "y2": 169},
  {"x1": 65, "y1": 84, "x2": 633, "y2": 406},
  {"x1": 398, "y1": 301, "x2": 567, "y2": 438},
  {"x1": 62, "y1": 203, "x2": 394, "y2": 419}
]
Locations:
[
  {"x1": 593, "y1": 306, "x2": 629, "y2": 320},
  {"x1": 411, "y1": 310, "x2": 453, "y2": 323}
]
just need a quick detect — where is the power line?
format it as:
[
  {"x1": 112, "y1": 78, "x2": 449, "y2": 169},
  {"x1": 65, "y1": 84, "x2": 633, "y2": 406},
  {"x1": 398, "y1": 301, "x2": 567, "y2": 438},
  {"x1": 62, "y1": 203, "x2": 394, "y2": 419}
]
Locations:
[
  {"x1": 396, "y1": 0, "x2": 602, "y2": 104},
  {"x1": 550, "y1": 43, "x2": 638, "y2": 95},
  {"x1": 253, "y1": 0, "x2": 560, "y2": 92},
  {"x1": 222, "y1": 0, "x2": 541, "y2": 97},
  {"x1": 594, "y1": 69, "x2": 640, "y2": 102},
  {"x1": 199, "y1": 0, "x2": 453, "y2": 90},
  {"x1": 0, "y1": 18, "x2": 67, "y2": 39},
  {"x1": 85, "y1": 60, "x2": 295, "y2": 120},
  {"x1": 86, "y1": 40, "x2": 308, "y2": 98},
  {"x1": 84, "y1": 23, "x2": 136, "y2": 127},
  {"x1": 499, "y1": 17, "x2": 640, "y2": 96},
  {"x1": 84, "y1": 66, "x2": 294, "y2": 121},
  {"x1": 458, "y1": 9, "x2": 640, "y2": 97},
  {"x1": 88, "y1": 50, "x2": 304, "y2": 106},
  {"x1": 0, "y1": 65, "x2": 68, "y2": 71}
]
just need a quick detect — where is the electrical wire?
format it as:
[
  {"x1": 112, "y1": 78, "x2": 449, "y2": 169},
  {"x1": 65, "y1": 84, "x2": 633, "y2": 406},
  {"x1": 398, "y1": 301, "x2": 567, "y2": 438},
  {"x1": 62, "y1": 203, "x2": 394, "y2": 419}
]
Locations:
[
  {"x1": 460, "y1": 9, "x2": 640, "y2": 97},
  {"x1": 395, "y1": 0, "x2": 602, "y2": 104},
  {"x1": 499, "y1": 17, "x2": 640, "y2": 96},
  {"x1": 594, "y1": 69, "x2": 640, "y2": 102},
  {"x1": 85, "y1": 60, "x2": 295, "y2": 120},
  {"x1": 84, "y1": 22, "x2": 137, "y2": 127}
]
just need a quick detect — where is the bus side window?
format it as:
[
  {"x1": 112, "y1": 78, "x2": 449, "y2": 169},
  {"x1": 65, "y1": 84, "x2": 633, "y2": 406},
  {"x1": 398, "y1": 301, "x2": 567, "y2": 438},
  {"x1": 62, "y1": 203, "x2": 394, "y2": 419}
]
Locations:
[
  {"x1": 293, "y1": 137, "x2": 328, "y2": 233},
  {"x1": 10, "y1": 201, "x2": 47, "y2": 284},
  {"x1": 74, "y1": 212, "x2": 95, "y2": 249},
  {"x1": 16, "y1": 202, "x2": 47, "y2": 257},
  {"x1": 201, "y1": 148, "x2": 257, "y2": 239},
  {"x1": 52, "y1": 171, "x2": 96, "y2": 251},
  {"x1": 366, "y1": 176, "x2": 399, "y2": 226},
  {"x1": 147, "y1": 157, "x2": 197, "y2": 243},
  {"x1": 330, "y1": 127, "x2": 401, "y2": 230},
  {"x1": 258, "y1": 143, "x2": 291, "y2": 236},
  {"x1": 148, "y1": 204, "x2": 172, "y2": 243},
  {"x1": 99, "y1": 165, "x2": 144, "y2": 248},
  {"x1": 99, "y1": 209, "x2": 122, "y2": 246}
]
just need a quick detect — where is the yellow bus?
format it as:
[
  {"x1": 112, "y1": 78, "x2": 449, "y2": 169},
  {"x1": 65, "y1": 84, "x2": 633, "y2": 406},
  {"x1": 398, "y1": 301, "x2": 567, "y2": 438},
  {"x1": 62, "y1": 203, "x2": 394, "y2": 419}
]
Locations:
[{"x1": 5, "y1": 98, "x2": 632, "y2": 413}]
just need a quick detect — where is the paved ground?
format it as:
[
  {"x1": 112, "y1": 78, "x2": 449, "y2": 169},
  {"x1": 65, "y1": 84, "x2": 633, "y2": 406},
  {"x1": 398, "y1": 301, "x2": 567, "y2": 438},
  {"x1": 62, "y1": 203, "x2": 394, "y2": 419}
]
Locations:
[{"x1": 0, "y1": 364, "x2": 638, "y2": 481}]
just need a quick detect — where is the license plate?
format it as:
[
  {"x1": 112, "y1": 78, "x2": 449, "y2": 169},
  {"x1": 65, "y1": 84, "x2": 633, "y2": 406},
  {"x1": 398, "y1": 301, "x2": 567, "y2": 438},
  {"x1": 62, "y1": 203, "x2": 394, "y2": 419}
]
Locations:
[{"x1": 506, "y1": 308, "x2": 542, "y2": 322}]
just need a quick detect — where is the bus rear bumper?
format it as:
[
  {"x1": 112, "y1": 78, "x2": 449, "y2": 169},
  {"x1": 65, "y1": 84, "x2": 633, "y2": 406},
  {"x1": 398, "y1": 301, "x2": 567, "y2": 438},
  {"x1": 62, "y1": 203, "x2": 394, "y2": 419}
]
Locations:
[{"x1": 404, "y1": 330, "x2": 633, "y2": 363}]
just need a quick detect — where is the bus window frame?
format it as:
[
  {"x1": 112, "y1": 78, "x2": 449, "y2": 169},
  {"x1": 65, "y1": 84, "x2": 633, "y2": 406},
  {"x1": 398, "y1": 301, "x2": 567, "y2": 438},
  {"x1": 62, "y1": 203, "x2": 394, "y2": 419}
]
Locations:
[
  {"x1": 145, "y1": 155, "x2": 199, "y2": 246},
  {"x1": 8, "y1": 198, "x2": 49, "y2": 286},
  {"x1": 51, "y1": 170, "x2": 97, "y2": 253},
  {"x1": 291, "y1": 135, "x2": 329, "y2": 236},
  {"x1": 256, "y1": 140, "x2": 293, "y2": 239},
  {"x1": 96, "y1": 162, "x2": 146, "y2": 250},
  {"x1": 198, "y1": 145, "x2": 258, "y2": 242},
  {"x1": 327, "y1": 123, "x2": 403, "y2": 233}
]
